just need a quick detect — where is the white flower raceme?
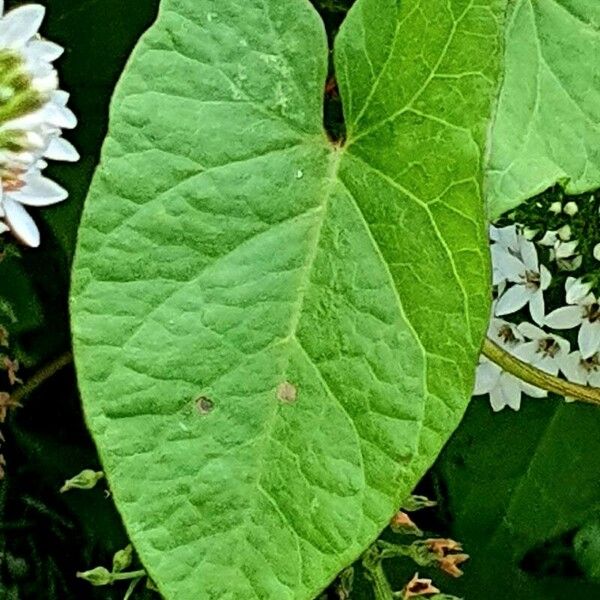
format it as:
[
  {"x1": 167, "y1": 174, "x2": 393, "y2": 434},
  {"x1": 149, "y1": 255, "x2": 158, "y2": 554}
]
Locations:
[
  {"x1": 0, "y1": 2, "x2": 78, "y2": 248},
  {"x1": 474, "y1": 317, "x2": 545, "y2": 411},
  {"x1": 545, "y1": 277, "x2": 600, "y2": 359},
  {"x1": 493, "y1": 233, "x2": 551, "y2": 326}
]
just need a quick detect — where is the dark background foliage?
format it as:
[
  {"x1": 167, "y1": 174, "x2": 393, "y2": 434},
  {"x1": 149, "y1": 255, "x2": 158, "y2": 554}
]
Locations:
[{"x1": 0, "y1": 0, "x2": 599, "y2": 598}]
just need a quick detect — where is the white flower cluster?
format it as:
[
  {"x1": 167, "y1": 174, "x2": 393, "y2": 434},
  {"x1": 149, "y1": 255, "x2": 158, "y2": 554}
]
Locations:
[
  {"x1": 476, "y1": 224, "x2": 600, "y2": 412},
  {"x1": 0, "y1": 2, "x2": 78, "y2": 248}
]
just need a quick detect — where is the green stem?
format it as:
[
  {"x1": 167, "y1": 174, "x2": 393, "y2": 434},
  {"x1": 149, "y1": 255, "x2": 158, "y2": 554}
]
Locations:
[
  {"x1": 362, "y1": 546, "x2": 395, "y2": 600},
  {"x1": 11, "y1": 350, "x2": 73, "y2": 404},
  {"x1": 482, "y1": 338, "x2": 600, "y2": 407},
  {"x1": 112, "y1": 570, "x2": 147, "y2": 582},
  {"x1": 364, "y1": 561, "x2": 394, "y2": 600}
]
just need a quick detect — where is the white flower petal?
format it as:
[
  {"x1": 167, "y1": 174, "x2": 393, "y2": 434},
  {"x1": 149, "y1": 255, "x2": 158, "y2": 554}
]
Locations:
[
  {"x1": 27, "y1": 39, "x2": 64, "y2": 63},
  {"x1": 517, "y1": 322, "x2": 546, "y2": 341},
  {"x1": 495, "y1": 285, "x2": 531, "y2": 317},
  {"x1": 521, "y1": 382, "x2": 548, "y2": 398},
  {"x1": 559, "y1": 351, "x2": 588, "y2": 385},
  {"x1": 0, "y1": 4, "x2": 45, "y2": 48},
  {"x1": 44, "y1": 136, "x2": 79, "y2": 162},
  {"x1": 578, "y1": 320, "x2": 600, "y2": 359},
  {"x1": 52, "y1": 90, "x2": 70, "y2": 106},
  {"x1": 491, "y1": 245, "x2": 525, "y2": 282},
  {"x1": 588, "y1": 368, "x2": 600, "y2": 388},
  {"x1": 473, "y1": 359, "x2": 501, "y2": 396},
  {"x1": 537, "y1": 356, "x2": 560, "y2": 376},
  {"x1": 513, "y1": 340, "x2": 539, "y2": 364},
  {"x1": 11, "y1": 174, "x2": 68, "y2": 206},
  {"x1": 492, "y1": 267, "x2": 506, "y2": 286},
  {"x1": 32, "y1": 71, "x2": 58, "y2": 94},
  {"x1": 519, "y1": 237, "x2": 539, "y2": 270},
  {"x1": 555, "y1": 335, "x2": 571, "y2": 355},
  {"x1": 528, "y1": 290, "x2": 546, "y2": 326},
  {"x1": 2, "y1": 196, "x2": 40, "y2": 247},
  {"x1": 540, "y1": 264, "x2": 552, "y2": 290},
  {"x1": 498, "y1": 375, "x2": 522, "y2": 411},
  {"x1": 490, "y1": 224, "x2": 518, "y2": 251},
  {"x1": 44, "y1": 101, "x2": 77, "y2": 129},
  {"x1": 566, "y1": 277, "x2": 592, "y2": 305},
  {"x1": 545, "y1": 305, "x2": 583, "y2": 329}
]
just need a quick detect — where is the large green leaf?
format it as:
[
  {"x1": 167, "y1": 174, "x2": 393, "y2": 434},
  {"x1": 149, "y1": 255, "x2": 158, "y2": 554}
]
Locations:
[
  {"x1": 575, "y1": 516, "x2": 600, "y2": 582},
  {"x1": 435, "y1": 399, "x2": 600, "y2": 599},
  {"x1": 487, "y1": 0, "x2": 600, "y2": 218},
  {"x1": 71, "y1": 0, "x2": 505, "y2": 597}
]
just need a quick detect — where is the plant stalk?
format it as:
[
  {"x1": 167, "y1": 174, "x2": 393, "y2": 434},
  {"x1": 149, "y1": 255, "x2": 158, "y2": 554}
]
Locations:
[{"x1": 10, "y1": 350, "x2": 73, "y2": 404}]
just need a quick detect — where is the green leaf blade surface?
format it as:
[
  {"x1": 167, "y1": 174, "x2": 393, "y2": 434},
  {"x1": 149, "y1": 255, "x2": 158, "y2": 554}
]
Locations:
[
  {"x1": 71, "y1": 0, "x2": 505, "y2": 597},
  {"x1": 487, "y1": 0, "x2": 600, "y2": 218},
  {"x1": 336, "y1": 0, "x2": 503, "y2": 472}
]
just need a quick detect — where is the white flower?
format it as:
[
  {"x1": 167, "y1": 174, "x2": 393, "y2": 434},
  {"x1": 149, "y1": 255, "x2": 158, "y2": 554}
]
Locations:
[
  {"x1": 473, "y1": 317, "x2": 544, "y2": 411},
  {"x1": 594, "y1": 243, "x2": 600, "y2": 262},
  {"x1": 514, "y1": 322, "x2": 570, "y2": 376},
  {"x1": 538, "y1": 228, "x2": 580, "y2": 270},
  {"x1": 494, "y1": 237, "x2": 551, "y2": 325},
  {"x1": 474, "y1": 359, "x2": 528, "y2": 411},
  {"x1": 490, "y1": 224, "x2": 519, "y2": 252},
  {"x1": 1, "y1": 167, "x2": 68, "y2": 246},
  {"x1": 565, "y1": 276, "x2": 592, "y2": 304},
  {"x1": 0, "y1": 2, "x2": 77, "y2": 247},
  {"x1": 559, "y1": 351, "x2": 600, "y2": 386},
  {"x1": 486, "y1": 316, "x2": 523, "y2": 349},
  {"x1": 545, "y1": 277, "x2": 600, "y2": 359}
]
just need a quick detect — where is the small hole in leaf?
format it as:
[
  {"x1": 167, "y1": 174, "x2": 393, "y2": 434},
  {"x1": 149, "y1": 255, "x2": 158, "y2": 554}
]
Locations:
[
  {"x1": 195, "y1": 396, "x2": 214, "y2": 415},
  {"x1": 277, "y1": 381, "x2": 297, "y2": 404}
]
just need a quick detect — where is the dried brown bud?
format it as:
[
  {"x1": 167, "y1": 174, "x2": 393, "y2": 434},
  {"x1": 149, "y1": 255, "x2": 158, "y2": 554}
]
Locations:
[
  {"x1": 2, "y1": 356, "x2": 21, "y2": 386},
  {"x1": 390, "y1": 511, "x2": 422, "y2": 536},
  {"x1": 439, "y1": 553, "x2": 469, "y2": 578},
  {"x1": 0, "y1": 391, "x2": 20, "y2": 422},
  {"x1": 403, "y1": 572, "x2": 440, "y2": 599},
  {"x1": 424, "y1": 538, "x2": 463, "y2": 558}
]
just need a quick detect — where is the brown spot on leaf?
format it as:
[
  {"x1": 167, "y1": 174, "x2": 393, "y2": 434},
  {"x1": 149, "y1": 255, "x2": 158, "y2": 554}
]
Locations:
[
  {"x1": 195, "y1": 396, "x2": 214, "y2": 415},
  {"x1": 277, "y1": 381, "x2": 297, "y2": 404}
]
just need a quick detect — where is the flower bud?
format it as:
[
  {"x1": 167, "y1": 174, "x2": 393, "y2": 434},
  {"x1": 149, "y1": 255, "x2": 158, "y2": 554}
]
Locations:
[
  {"x1": 563, "y1": 201, "x2": 578, "y2": 216},
  {"x1": 401, "y1": 494, "x2": 437, "y2": 511},
  {"x1": 557, "y1": 224, "x2": 571, "y2": 240},
  {"x1": 549, "y1": 201, "x2": 562, "y2": 214},
  {"x1": 112, "y1": 544, "x2": 133, "y2": 573},
  {"x1": 60, "y1": 469, "x2": 104, "y2": 493},
  {"x1": 76, "y1": 566, "x2": 113, "y2": 586}
]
